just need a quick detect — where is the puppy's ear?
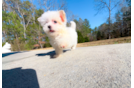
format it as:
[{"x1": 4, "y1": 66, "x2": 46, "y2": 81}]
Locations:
[
  {"x1": 59, "y1": 10, "x2": 66, "y2": 22},
  {"x1": 37, "y1": 17, "x2": 42, "y2": 23},
  {"x1": 37, "y1": 17, "x2": 44, "y2": 26}
]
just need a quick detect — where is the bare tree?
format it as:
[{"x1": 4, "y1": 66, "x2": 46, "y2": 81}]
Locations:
[
  {"x1": 37, "y1": 0, "x2": 77, "y2": 23},
  {"x1": 94, "y1": 0, "x2": 124, "y2": 39},
  {"x1": 37, "y1": 0, "x2": 67, "y2": 11},
  {"x1": 2, "y1": 0, "x2": 7, "y2": 42},
  {"x1": 2, "y1": 0, "x2": 8, "y2": 11},
  {"x1": 16, "y1": 0, "x2": 35, "y2": 39},
  {"x1": 4, "y1": 0, "x2": 35, "y2": 39},
  {"x1": 66, "y1": 11, "x2": 78, "y2": 22}
]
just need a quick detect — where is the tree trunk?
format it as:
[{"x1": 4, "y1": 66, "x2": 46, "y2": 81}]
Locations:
[
  {"x1": 22, "y1": 17, "x2": 26, "y2": 39},
  {"x1": 3, "y1": 31, "x2": 6, "y2": 42},
  {"x1": 15, "y1": 34, "x2": 21, "y2": 51},
  {"x1": 38, "y1": 35, "x2": 43, "y2": 48},
  {"x1": 39, "y1": 42, "x2": 43, "y2": 48},
  {"x1": 108, "y1": 0, "x2": 111, "y2": 39},
  {"x1": 38, "y1": 30, "x2": 43, "y2": 48}
]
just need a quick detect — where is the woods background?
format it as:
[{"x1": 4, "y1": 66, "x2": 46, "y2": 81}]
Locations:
[{"x1": 2, "y1": 0, "x2": 131, "y2": 51}]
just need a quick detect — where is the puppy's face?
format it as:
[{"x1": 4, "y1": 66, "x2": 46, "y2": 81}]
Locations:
[{"x1": 38, "y1": 10, "x2": 67, "y2": 37}]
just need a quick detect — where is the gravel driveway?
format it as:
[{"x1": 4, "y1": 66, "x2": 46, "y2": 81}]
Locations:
[{"x1": 2, "y1": 43, "x2": 131, "y2": 88}]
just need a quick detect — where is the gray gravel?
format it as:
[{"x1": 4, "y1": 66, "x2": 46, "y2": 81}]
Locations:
[{"x1": 2, "y1": 43, "x2": 131, "y2": 88}]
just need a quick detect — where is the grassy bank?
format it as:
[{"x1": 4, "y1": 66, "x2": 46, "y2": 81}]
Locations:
[
  {"x1": 32, "y1": 36, "x2": 131, "y2": 51},
  {"x1": 77, "y1": 36, "x2": 131, "y2": 47}
]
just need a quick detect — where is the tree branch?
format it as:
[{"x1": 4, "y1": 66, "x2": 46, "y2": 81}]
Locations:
[
  {"x1": 100, "y1": 0, "x2": 110, "y2": 10},
  {"x1": 94, "y1": 3, "x2": 106, "y2": 16},
  {"x1": 111, "y1": 1, "x2": 120, "y2": 11}
]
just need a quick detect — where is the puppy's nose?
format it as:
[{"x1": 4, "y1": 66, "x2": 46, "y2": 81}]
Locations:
[{"x1": 48, "y1": 25, "x2": 51, "y2": 29}]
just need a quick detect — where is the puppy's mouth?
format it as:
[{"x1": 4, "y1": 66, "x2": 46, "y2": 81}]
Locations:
[{"x1": 49, "y1": 29, "x2": 55, "y2": 33}]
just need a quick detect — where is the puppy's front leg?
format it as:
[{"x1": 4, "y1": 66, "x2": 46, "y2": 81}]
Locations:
[
  {"x1": 71, "y1": 44, "x2": 77, "y2": 50},
  {"x1": 53, "y1": 48, "x2": 63, "y2": 58}
]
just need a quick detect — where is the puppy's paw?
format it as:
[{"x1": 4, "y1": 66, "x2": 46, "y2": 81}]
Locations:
[
  {"x1": 71, "y1": 47, "x2": 75, "y2": 50},
  {"x1": 71, "y1": 45, "x2": 76, "y2": 50},
  {"x1": 53, "y1": 54, "x2": 60, "y2": 58}
]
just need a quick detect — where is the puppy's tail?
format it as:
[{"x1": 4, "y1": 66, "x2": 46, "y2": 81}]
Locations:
[{"x1": 70, "y1": 21, "x2": 76, "y2": 30}]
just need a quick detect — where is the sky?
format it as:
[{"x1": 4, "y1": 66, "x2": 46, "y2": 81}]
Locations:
[
  {"x1": 33, "y1": 0, "x2": 121, "y2": 29},
  {"x1": 65, "y1": 0, "x2": 118, "y2": 29}
]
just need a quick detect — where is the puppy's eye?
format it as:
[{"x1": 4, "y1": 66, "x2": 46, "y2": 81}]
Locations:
[{"x1": 54, "y1": 21, "x2": 57, "y2": 23}]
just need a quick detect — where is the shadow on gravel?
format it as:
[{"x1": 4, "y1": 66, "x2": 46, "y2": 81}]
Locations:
[
  {"x1": 2, "y1": 52, "x2": 21, "y2": 58},
  {"x1": 2, "y1": 51, "x2": 28, "y2": 58},
  {"x1": 36, "y1": 50, "x2": 69, "y2": 58},
  {"x1": 2, "y1": 67, "x2": 39, "y2": 88}
]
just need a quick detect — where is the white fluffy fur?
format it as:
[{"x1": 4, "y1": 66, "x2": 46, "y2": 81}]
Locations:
[{"x1": 38, "y1": 10, "x2": 78, "y2": 57}]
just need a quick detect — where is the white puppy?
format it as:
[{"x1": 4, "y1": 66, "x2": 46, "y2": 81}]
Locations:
[{"x1": 38, "y1": 10, "x2": 78, "y2": 58}]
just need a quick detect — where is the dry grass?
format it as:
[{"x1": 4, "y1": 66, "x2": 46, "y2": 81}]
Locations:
[
  {"x1": 31, "y1": 36, "x2": 131, "y2": 51},
  {"x1": 77, "y1": 36, "x2": 131, "y2": 47}
]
